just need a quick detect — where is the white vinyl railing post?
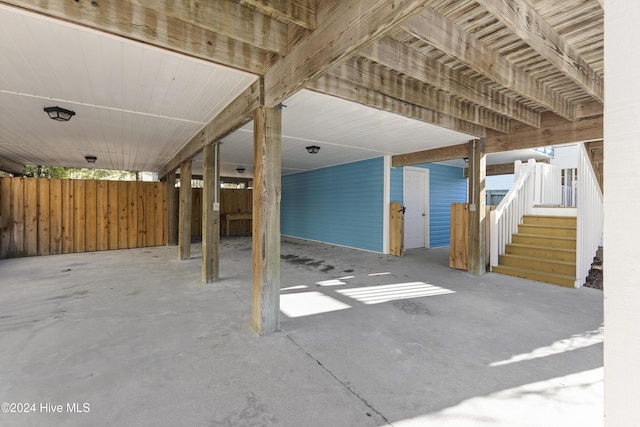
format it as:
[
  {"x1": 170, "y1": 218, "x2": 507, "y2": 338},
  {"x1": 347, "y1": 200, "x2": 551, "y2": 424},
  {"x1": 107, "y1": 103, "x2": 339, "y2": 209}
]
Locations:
[
  {"x1": 490, "y1": 159, "x2": 537, "y2": 268},
  {"x1": 575, "y1": 143, "x2": 604, "y2": 287}
]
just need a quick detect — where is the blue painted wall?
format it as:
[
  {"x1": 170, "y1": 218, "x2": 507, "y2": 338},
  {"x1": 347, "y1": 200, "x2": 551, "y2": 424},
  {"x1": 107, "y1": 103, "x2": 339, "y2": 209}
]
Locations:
[
  {"x1": 390, "y1": 163, "x2": 467, "y2": 247},
  {"x1": 281, "y1": 158, "x2": 384, "y2": 252}
]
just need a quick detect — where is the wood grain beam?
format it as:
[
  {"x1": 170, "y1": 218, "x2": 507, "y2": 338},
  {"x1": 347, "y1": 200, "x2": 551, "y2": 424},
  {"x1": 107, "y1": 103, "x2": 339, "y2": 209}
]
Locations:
[
  {"x1": 178, "y1": 160, "x2": 192, "y2": 260},
  {"x1": 361, "y1": 37, "x2": 541, "y2": 128},
  {"x1": 239, "y1": 0, "x2": 316, "y2": 29},
  {"x1": 158, "y1": 79, "x2": 263, "y2": 179},
  {"x1": 202, "y1": 142, "x2": 220, "y2": 283},
  {"x1": 575, "y1": 101, "x2": 604, "y2": 119},
  {"x1": 394, "y1": 114, "x2": 602, "y2": 166},
  {"x1": 485, "y1": 113, "x2": 603, "y2": 153},
  {"x1": 335, "y1": 57, "x2": 511, "y2": 133},
  {"x1": 467, "y1": 139, "x2": 486, "y2": 275},
  {"x1": 475, "y1": 0, "x2": 603, "y2": 103},
  {"x1": 264, "y1": 0, "x2": 432, "y2": 107},
  {"x1": 2, "y1": 0, "x2": 267, "y2": 74},
  {"x1": 0, "y1": 154, "x2": 25, "y2": 175},
  {"x1": 392, "y1": 143, "x2": 470, "y2": 167},
  {"x1": 462, "y1": 159, "x2": 548, "y2": 177},
  {"x1": 252, "y1": 106, "x2": 282, "y2": 335},
  {"x1": 403, "y1": 9, "x2": 576, "y2": 120},
  {"x1": 136, "y1": 0, "x2": 288, "y2": 55},
  {"x1": 309, "y1": 73, "x2": 486, "y2": 137}
]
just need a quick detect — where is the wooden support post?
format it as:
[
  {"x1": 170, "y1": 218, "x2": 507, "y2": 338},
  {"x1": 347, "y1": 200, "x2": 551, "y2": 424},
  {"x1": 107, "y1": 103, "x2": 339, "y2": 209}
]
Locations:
[
  {"x1": 467, "y1": 139, "x2": 486, "y2": 275},
  {"x1": 166, "y1": 171, "x2": 178, "y2": 246},
  {"x1": 178, "y1": 160, "x2": 192, "y2": 260},
  {"x1": 202, "y1": 143, "x2": 220, "y2": 283},
  {"x1": 252, "y1": 106, "x2": 282, "y2": 335}
]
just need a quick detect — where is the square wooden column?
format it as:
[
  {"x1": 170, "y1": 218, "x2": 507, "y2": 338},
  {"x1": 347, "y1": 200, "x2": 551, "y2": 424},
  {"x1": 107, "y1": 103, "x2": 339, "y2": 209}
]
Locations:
[
  {"x1": 467, "y1": 138, "x2": 486, "y2": 275},
  {"x1": 202, "y1": 143, "x2": 220, "y2": 282},
  {"x1": 178, "y1": 160, "x2": 192, "y2": 260},
  {"x1": 252, "y1": 106, "x2": 282, "y2": 335},
  {"x1": 166, "y1": 171, "x2": 178, "y2": 246}
]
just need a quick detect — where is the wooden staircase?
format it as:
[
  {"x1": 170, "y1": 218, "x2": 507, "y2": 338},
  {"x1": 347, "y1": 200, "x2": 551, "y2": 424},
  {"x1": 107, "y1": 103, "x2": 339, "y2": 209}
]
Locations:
[{"x1": 492, "y1": 215, "x2": 577, "y2": 287}]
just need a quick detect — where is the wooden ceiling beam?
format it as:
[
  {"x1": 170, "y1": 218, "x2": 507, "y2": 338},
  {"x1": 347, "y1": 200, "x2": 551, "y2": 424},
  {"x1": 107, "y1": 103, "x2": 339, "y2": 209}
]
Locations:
[
  {"x1": 239, "y1": 0, "x2": 316, "y2": 30},
  {"x1": 335, "y1": 57, "x2": 511, "y2": 133},
  {"x1": 485, "y1": 113, "x2": 603, "y2": 153},
  {"x1": 264, "y1": 0, "x2": 433, "y2": 107},
  {"x1": 0, "y1": 154, "x2": 25, "y2": 176},
  {"x1": 392, "y1": 143, "x2": 470, "y2": 167},
  {"x1": 462, "y1": 159, "x2": 549, "y2": 178},
  {"x1": 403, "y1": 9, "x2": 576, "y2": 121},
  {"x1": 393, "y1": 113, "x2": 602, "y2": 166},
  {"x1": 2, "y1": 0, "x2": 267, "y2": 74},
  {"x1": 158, "y1": 80, "x2": 263, "y2": 179},
  {"x1": 135, "y1": 0, "x2": 289, "y2": 55},
  {"x1": 308, "y1": 74, "x2": 486, "y2": 137},
  {"x1": 361, "y1": 37, "x2": 541, "y2": 128},
  {"x1": 475, "y1": 0, "x2": 603, "y2": 103}
]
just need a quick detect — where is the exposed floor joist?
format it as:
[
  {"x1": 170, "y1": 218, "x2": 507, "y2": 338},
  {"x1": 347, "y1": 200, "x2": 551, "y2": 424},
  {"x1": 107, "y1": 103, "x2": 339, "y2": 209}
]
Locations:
[
  {"x1": 239, "y1": 0, "x2": 316, "y2": 30},
  {"x1": 403, "y1": 9, "x2": 576, "y2": 121},
  {"x1": 475, "y1": 0, "x2": 603, "y2": 104},
  {"x1": 264, "y1": 0, "x2": 433, "y2": 107},
  {"x1": 309, "y1": 74, "x2": 486, "y2": 137},
  {"x1": 360, "y1": 37, "x2": 541, "y2": 128},
  {"x1": 334, "y1": 57, "x2": 511, "y2": 133}
]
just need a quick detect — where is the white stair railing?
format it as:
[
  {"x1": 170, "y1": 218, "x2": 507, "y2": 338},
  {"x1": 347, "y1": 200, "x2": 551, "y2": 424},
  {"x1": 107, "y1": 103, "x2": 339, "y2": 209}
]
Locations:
[
  {"x1": 576, "y1": 143, "x2": 604, "y2": 287},
  {"x1": 534, "y1": 162, "x2": 562, "y2": 205},
  {"x1": 490, "y1": 159, "x2": 537, "y2": 268}
]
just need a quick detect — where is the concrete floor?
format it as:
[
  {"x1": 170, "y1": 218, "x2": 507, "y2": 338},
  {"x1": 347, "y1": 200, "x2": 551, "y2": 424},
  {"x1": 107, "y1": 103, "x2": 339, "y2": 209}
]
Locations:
[{"x1": 0, "y1": 237, "x2": 603, "y2": 426}]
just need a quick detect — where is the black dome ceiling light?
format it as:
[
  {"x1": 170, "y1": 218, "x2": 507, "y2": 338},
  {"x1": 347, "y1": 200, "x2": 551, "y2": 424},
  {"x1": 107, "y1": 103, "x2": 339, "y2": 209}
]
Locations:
[{"x1": 44, "y1": 106, "x2": 75, "y2": 122}]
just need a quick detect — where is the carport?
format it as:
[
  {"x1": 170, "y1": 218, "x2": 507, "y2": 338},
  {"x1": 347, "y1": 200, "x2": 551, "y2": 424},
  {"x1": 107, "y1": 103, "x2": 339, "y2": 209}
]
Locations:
[
  {"x1": 0, "y1": 1, "x2": 638, "y2": 424},
  {"x1": 0, "y1": 237, "x2": 603, "y2": 426}
]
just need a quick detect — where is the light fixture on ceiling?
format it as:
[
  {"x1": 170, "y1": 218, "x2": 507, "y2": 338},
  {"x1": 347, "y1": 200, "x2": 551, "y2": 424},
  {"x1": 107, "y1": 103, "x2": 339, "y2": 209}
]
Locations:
[
  {"x1": 85, "y1": 155, "x2": 97, "y2": 164},
  {"x1": 236, "y1": 166, "x2": 245, "y2": 173},
  {"x1": 463, "y1": 157, "x2": 469, "y2": 163},
  {"x1": 44, "y1": 106, "x2": 76, "y2": 122},
  {"x1": 306, "y1": 145, "x2": 320, "y2": 154}
]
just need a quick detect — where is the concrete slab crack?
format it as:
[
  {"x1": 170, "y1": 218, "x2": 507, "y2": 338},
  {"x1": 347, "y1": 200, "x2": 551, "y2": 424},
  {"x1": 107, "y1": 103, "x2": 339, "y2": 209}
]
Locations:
[{"x1": 283, "y1": 332, "x2": 392, "y2": 426}]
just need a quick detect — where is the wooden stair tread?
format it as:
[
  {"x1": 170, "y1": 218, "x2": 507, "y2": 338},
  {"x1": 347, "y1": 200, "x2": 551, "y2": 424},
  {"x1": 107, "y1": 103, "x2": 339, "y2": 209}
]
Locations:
[
  {"x1": 506, "y1": 243, "x2": 575, "y2": 254},
  {"x1": 499, "y1": 253, "x2": 575, "y2": 267},
  {"x1": 514, "y1": 233, "x2": 575, "y2": 241},
  {"x1": 519, "y1": 223, "x2": 576, "y2": 230}
]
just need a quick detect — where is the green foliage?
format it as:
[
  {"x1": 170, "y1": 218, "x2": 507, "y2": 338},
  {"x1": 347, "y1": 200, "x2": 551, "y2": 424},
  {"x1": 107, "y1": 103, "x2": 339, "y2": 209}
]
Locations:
[{"x1": 23, "y1": 165, "x2": 136, "y2": 180}]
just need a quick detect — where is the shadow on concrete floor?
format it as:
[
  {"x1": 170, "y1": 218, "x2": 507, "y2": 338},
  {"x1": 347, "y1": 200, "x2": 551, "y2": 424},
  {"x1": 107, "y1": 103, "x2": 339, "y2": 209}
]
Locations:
[{"x1": 0, "y1": 237, "x2": 603, "y2": 426}]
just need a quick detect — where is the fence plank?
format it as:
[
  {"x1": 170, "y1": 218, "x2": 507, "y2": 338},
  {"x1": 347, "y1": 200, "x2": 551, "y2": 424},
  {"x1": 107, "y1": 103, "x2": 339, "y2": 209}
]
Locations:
[
  {"x1": 154, "y1": 183, "x2": 164, "y2": 246},
  {"x1": 61, "y1": 179, "x2": 74, "y2": 254},
  {"x1": 85, "y1": 180, "x2": 97, "y2": 252},
  {"x1": 23, "y1": 178, "x2": 38, "y2": 256},
  {"x1": 11, "y1": 177, "x2": 24, "y2": 256},
  {"x1": 37, "y1": 179, "x2": 50, "y2": 256},
  {"x1": 49, "y1": 179, "x2": 62, "y2": 255},
  {"x1": 73, "y1": 180, "x2": 86, "y2": 253},
  {"x1": 118, "y1": 181, "x2": 129, "y2": 249},
  {"x1": 0, "y1": 178, "x2": 11, "y2": 258},
  {"x1": 127, "y1": 181, "x2": 138, "y2": 249},
  {"x1": 0, "y1": 178, "x2": 174, "y2": 258},
  {"x1": 137, "y1": 184, "x2": 146, "y2": 247},
  {"x1": 96, "y1": 181, "x2": 108, "y2": 251},
  {"x1": 146, "y1": 183, "x2": 155, "y2": 246},
  {"x1": 108, "y1": 181, "x2": 119, "y2": 250}
]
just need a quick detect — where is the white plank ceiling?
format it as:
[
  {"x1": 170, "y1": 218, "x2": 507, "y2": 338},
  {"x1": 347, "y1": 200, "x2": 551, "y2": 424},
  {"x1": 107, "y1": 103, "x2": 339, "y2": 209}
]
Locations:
[{"x1": 0, "y1": 4, "x2": 549, "y2": 179}]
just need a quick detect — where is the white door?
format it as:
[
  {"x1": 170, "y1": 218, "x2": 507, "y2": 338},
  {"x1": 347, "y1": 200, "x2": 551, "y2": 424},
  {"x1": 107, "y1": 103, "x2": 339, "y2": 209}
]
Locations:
[{"x1": 404, "y1": 168, "x2": 429, "y2": 249}]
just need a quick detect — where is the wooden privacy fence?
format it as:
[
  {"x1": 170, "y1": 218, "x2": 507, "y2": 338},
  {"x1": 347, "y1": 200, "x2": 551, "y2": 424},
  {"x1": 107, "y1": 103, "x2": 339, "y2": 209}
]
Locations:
[
  {"x1": 186, "y1": 188, "x2": 253, "y2": 237},
  {"x1": 0, "y1": 177, "x2": 167, "y2": 259},
  {"x1": 449, "y1": 203, "x2": 495, "y2": 270}
]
